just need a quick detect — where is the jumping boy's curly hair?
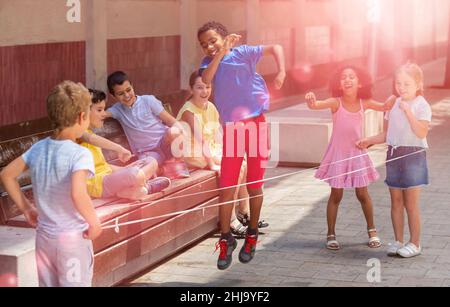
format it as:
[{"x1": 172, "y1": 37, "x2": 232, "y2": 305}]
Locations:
[
  {"x1": 329, "y1": 66, "x2": 373, "y2": 99},
  {"x1": 197, "y1": 21, "x2": 229, "y2": 39},
  {"x1": 46, "y1": 81, "x2": 91, "y2": 131}
]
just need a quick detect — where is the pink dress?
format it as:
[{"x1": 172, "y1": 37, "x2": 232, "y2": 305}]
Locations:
[{"x1": 315, "y1": 99, "x2": 379, "y2": 188}]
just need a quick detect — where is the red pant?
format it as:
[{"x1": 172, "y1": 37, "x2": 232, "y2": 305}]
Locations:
[{"x1": 220, "y1": 114, "x2": 269, "y2": 189}]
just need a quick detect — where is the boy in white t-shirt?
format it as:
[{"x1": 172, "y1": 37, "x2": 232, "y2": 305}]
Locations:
[{"x1": 0, "y1": 81, "x2": 102, "y2": 286}]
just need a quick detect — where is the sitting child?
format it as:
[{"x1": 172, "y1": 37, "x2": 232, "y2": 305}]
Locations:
[
  {"x1": 80, "y1": 89, "x2": 170, "y2": 200},
  {"x1": 105, "y1": 71, "x2": 186, "y2": 176}
]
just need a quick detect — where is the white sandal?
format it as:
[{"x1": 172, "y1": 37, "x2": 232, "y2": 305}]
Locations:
[
  {"x1": 326, "y1": 235, "x2": 340, "y2": 250},
  {"x1": 367, "y1": 228, "x2": 382, "y2": 248},
  {"x1": 397, "y1": 242, "x2": 421, "y2": 258}
]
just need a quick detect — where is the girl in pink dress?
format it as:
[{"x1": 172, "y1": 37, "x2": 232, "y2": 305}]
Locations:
[{"x1": 305, "y1": 66, "x2": 395, "y2": 250}]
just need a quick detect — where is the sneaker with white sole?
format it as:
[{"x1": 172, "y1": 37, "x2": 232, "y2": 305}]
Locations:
[
  {"x1": 387, "y1": 241, "x2": 404, "y2": 256},
  {"x1": 146, "y1": 177, "x2": 171, "y2": 194},
  {"x1": 397, "y1": 242, "x2": 421, "y2": 258}
]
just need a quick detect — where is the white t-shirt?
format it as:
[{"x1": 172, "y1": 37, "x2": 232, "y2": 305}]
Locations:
[
  {"x1": 385, "y1": 96, "x2": 432, "y2": 148},
  {"x1": 22, "y1": 138, "x2": 95, "y2": 237}
]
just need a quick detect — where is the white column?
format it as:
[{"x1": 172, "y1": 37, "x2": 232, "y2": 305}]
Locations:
[
  {"x1": 180, "y1": 0, "x2": 198, "y2": 89},
  {"x1": 293, "y1": 0, "x2": 307, "y2": 68},
  {"x1": 246, "y1": 0, "x2": 260, "y2": 45},
  {"x1": 85, "y1": 0, "x2": 107, "y2": 92}
]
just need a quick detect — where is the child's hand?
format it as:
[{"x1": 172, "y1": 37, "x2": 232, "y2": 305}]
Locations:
[
  {"x1": 305, "y1": 92, "x2": 317, "y2": 108},
  {"x1": 399, "y1": 101, "x2": 411, "y2": 113},
  {"x1": 222, "y1": 34, "x2": 242, "y2": 54},
  {"x1": 117, "y1": 146, "x2": 132, "y2": 163},
  {"x1": 24, "y1": 207, "x2": 38, "y2": 228},
  {"x1": 356, "y1": 138, "x2": 371, "y2": 149},
  {"x1": 274, "y1": 71, "x2": 286, "y2": 90},
  {"x1": 208, "y1": 163, "x2": 221, "y2": 174},
  {"x1": 83, "y1": 221, "x2": 103, "y2": 241},
  {"x1": 383, "y1": 95, "x2": 397, "y2": 111}
]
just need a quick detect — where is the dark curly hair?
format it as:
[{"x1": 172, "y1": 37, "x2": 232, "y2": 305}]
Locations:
[
  {"x1": 329, "y1": 66, "x2": 373, "y2": 99},
  {"x1": 197, "y1": 21, "x2": 229, "y2": 39},
  {"x1": 88, "y1": 88, "x2": 106, "y2": 104}
]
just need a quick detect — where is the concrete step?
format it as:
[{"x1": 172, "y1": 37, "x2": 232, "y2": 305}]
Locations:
[{"x1": 0, "y1": 226, "x2": 37, "y2": 287}]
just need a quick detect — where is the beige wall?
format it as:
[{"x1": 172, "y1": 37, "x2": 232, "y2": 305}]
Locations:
[
  {"x1": 413, "y1": 0, "x2": 436, "y2": 47},
  {"x1": 107, "y1": 0, "x2": 180, "y2": 39},
  {"x1": 1, "y1": 0, "x2": 448, "y2": 87},
  {"x1": 197, "y1": 0, "x2": 246, "y2": 33},
  {"x1": 0, "y1": 0, "x2": 87, "y2": 46}
]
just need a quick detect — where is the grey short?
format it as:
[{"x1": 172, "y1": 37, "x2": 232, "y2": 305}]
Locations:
[
  {"x1": 35, "y1": 231, "x2": 94, "y2": 287},
  {"x1": 137, "y1": 136, "x2": 173, "y2": 166},
  {"x1": 101, "y1": 166, "x2": 140, "y2": 198}
]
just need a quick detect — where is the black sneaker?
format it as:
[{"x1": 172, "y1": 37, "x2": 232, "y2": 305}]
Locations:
[
  {"x1": 237, "y1": 212, "x2": 269, "y2": 229},
  {"x1": 146, "y1": 177, "x2": 171, "y2": 194},
  {"x1": 230, "y1": 222, "x2": 248, "y2": 239},
  {"x1": 215, "y1": 238, "x2": 237, "y2": 270},
  {"x1": 236, "y1": 211, "x2": 250, "y2": 226},
  {"x1": 238, "y1": 234, "x2": 258, "y2": 263}
]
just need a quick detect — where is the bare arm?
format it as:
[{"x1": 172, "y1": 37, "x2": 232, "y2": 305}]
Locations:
[
  {"x1": 202, "y1": 34, "x2": 242, "y2": 85},
  {"x1": 0, "y1": 157, "x2": 38, "y2": 227},
  {"x1": 159, "y1": 110, "x2": 188, "y2": 135},
  {"x1": 363, "y1": 95, "x2": 397, "y2": 112},
  {"x1": 181, "y1": 111, "x2": 216, "y2": 169},
  {"x1": 356, "y1": 120, "x2": 388, "y2": 149},
  {"x1": 400, "y1": 102, "x2": 430, "y2": 139},
  {"x1": 262, "y1": 45, "x2": 286, "y2": 89},
  {"x1": 305, "y1": 92, "x2": 339, "y2": 112},
  {"x1": 81, "y1": 132, "x2": 131, "y2": 163},
  {"x1": 71, "y1": 170, "x2": 102, "y2": 240}
]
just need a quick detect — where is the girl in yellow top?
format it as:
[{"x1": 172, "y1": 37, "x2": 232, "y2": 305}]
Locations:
[
  {"x1": 177, "y1": 72, "x2": 249, "y2": 236},
  {"x1": 80, "y1": 89, "x2": 165, "y2": 200}
]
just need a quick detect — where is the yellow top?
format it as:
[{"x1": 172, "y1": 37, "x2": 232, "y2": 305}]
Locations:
[
  {"x1": 79, "y1": 130, "x2": 113, "y2": 198},
  {"x1": 176, "y1": 101, "x2": 222, "y2": 169}
]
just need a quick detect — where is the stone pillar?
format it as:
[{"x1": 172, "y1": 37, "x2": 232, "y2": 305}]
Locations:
[
  {"x1": 85, "y1": 0, "x2": 107, "y2": 92},
  {"x1": 180, "y1": 0, "x2": 198, "y2": 89},
  {"x1": 293, "y1": 0, "x2": 307, "y2": 68},
  {"x1": 246, "y1": 0, "x2": 260, "y2": 45}
]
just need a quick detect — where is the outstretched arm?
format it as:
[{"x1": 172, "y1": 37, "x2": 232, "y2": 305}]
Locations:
[
  {"x1": 159, "y1": 110, "x2": 188, "y2": 136},
  {"x1": 305, "y1": 92, "x2": 339, "y2": 112},
  {"x1": 356, "y1": 120, "x2": 388, "y2": 149},
  {"x1": 262, "y1": 45, "x2": 286, "y2": 90},
  {"x1": 363, "y1": 95, "x2": 397, "y2": 112},
  {"x1": 81, "y1": 132, "x2": 131, "y2": 163}
]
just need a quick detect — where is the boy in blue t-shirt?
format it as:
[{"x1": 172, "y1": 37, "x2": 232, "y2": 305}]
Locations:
[
  {"x1": 105, "y1": 71, "x2": 185, "y2": 174},
  {"x1": 0, "y1": 81, "x2": 102, "y2": 287},
  {"x1": 198, "y1": 21, "x2": 286, "y2": 270}
]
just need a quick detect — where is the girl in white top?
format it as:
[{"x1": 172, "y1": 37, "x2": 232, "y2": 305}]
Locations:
[{"x1": 358, "y1": 63, "x2": 432, "y2": 258}]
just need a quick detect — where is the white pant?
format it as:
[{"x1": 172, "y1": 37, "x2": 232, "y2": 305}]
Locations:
[{"x1": 35, "y1": 231, "x2": 94, "y2": 287}]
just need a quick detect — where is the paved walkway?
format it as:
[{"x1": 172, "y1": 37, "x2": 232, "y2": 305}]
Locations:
[{"x1": 125, "y1": 58, "x2": 450, "y2": 287}]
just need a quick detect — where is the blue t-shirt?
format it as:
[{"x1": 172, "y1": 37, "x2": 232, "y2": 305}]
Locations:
[
  {"x1": 22, "y1": 138, "x2": 95, "y2": 237},
  {"x1": 108, "y1": 95, "x2": 169, "y2": 154},
  {"x1": 200, "y1": 45, "x2": 269, "y2": 123}
]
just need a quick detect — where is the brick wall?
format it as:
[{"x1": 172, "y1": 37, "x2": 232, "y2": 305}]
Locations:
[
  {"x1": 0, "y1": 42, "x2": 85, "y2": 126},
  {"x1": 107, "y1": 36, "x2": 180, "y2": 97}
]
